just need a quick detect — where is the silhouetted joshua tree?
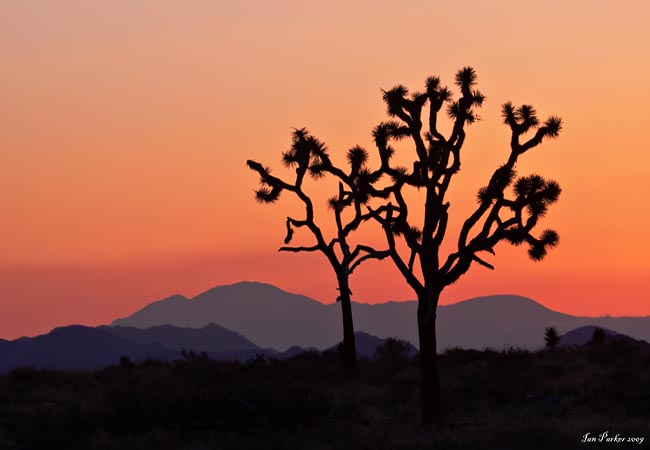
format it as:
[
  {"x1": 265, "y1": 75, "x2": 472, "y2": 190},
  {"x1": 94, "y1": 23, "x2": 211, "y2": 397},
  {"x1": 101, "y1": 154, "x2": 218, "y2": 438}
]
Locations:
[
  {"x1": 247, "y1": 130, "x2": 389, "y2": 374},
  {"x1": 363, "y1": 67, "x2": 562, "y2": 424},
  {"x1": 590, "y1": 327, "x2": 606, "y2": 347},
  {"x1": 545, "y1": 326, "x2": 560, "y2": 350}
]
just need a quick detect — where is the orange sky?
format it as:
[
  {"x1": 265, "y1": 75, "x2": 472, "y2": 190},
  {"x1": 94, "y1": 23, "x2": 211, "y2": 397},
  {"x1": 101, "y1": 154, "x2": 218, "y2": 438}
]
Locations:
[{"x1": 1, "y1": 1, "x2": 649, "y2": 339}]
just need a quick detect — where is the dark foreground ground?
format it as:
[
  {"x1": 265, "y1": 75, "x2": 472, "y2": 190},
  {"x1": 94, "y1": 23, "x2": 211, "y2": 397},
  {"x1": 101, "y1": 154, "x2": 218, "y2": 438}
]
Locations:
[{"x1": 1, "y1": 341, "x2": 648, "y2": 450}]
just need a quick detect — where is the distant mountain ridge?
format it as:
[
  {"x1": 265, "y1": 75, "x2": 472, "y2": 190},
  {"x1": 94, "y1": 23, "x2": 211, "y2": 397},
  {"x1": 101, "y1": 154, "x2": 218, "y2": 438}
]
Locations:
[
  {"x1": 99, "y1": 323, "x2": 259, "y2": 352},
  {"x1": 5, "y1": 281, "x2": 648, "y2": 373},
  {"x1": 112, "y1": 282, "x2": 337, "y2": 351},
  {"x1": 326, "y1": 331, "x2": 418, "y2": 357},
  {"x1": 0, "y1": 325, "x2": 177, "y2": 373},
  {"x1": 559, "y1": 325, "x2": 650, "y2": 350},
  {"x1": 0, "y1": 323, "x2": 410, "y2": 373},
  {"x1": 111, "y1": 281, "x2": 650, "y2": 351}
]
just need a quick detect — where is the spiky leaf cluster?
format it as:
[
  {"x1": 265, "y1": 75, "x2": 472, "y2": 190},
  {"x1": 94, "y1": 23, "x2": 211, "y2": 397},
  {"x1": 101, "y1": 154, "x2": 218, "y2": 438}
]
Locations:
[
  {"x1": 354, "y1": 168, "x2": 382, "y2": 204},
  {"x1": 347, "y1": 145, "x2": 368, "y2": 175},
  {"x1": 503, "y1": 224, "x2": 560, "y2": 261},
  {"x1": 543, "y1": 116, "x2": 562, "y2": 138},
  {"x1": 372, "y1": 121, "x2": 410, "y2": 163},
  {"x1": 513, "y1": 174, "x2": 561, "y2": 219},
  {"x1": 382, "y1": 85, "x2": 410, "y2": 117},
  {"x1": 445, "y1": 68, "x2": 485, "y2": 124},
  {"x1": 246, "y1": 160, "x2": 285, "y2": 204},
  {"x1": 425, "y1": 76, "x2": 452, "y2": 110},
  {"x1": 282, "y1": 128, "x2": 330, "y2": 179},
  {"x1": 527, "y1": 228, "x2": 560, "y2": 261},
  {"x1": 390, "y1": 221, "x2": 422, "y2": 243},
  {"x1": 455, "y1": 66, "x2": 477, "y2": 89},
  {"x1": 503, "y1": 227, "x2": 527, "y2": 246},
  {"x1": 447, "y1": 101, "x2": 477, "y2": 124},
  {"x1": 254, "y1": 185, "x2": 282, "y2": 204},
  {"x1": 501, "y1": 103, "x2": 539, "y2": 134},
  {"x1": 502, "y1": 102, "x2": 563, "y2": 141},
  {"x1": 500, "y1": 173, "x2": 562, "y2": 261},
  {"x1": 327, "y1": 195, "x2": 346, "y2": 212}
]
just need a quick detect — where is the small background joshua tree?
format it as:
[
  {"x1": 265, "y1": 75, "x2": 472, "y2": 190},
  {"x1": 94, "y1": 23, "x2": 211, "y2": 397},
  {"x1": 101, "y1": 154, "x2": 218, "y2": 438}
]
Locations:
[
  {"x1": 544, "y1": 326, "x2": 560, "y2": 350},
  {"x1": 247, "y1": 130, "x2": 389, "y2": 374},
  {"x1": 589, "y1": 328, "x2": 606, "y2": 347}
]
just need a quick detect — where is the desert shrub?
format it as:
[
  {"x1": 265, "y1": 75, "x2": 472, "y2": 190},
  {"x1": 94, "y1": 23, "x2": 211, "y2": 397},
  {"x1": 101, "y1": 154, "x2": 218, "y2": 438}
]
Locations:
[
  {"x1": 119, "y1": 355, "x2": 135, "y2": 370},
  {"x1": 1, "y1": 347, "x2": 649, "y2": 449},
  {"x1": 442, "y1": 347, "x2": 484, "y2": 366},
  {"x1": 589, "y1": 327, "x2": 606, "y2": 347},
  {"x1": 247, "y1": 353, "x2": 268, "y2": 368},
  {"x1": 286, "y1": 349, "x2": 324, "y2": 363},
  {"x1": 174, "y1": 353, "x2": 225, "y2": 389},
  {"x1": 374, "y1": 338, "x2": 413, "y2": 375},
  {"x1": 9, "y1": 366, "x2": 44, "y2": 384}
]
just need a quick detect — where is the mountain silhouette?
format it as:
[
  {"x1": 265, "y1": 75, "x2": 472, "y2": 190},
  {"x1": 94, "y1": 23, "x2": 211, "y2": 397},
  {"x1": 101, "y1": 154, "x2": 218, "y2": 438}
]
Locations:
[
  {"x1": 0, "y1": 323, "x2": 412, "y2": 373},
  {"x1": 0, "y1": 322, "x2": 273, "y2": 373},
  {"x1": 0, "y1": 325, "x2": 177, "y2": 372},
  {"x1": 559, "y1": 325, "x2": 650, "y2": 350},
  {"x1": 112, "y1": 282, "x2": 339, "y2": 350},
  {"x1": 111, "y1": 281, "x2": 650, "y2": 351},
  {"x1": 559, "y1": 325, "x2": 620, "y2": 347},
  {"x1": 326, "y1": 331, "x2": 418, "y2": 358},
  {"x1": 99, "y1": 323, "x2": 260, "y2": 353},
  {"x1": 6, "y1": 288, "x2": 650, "y2": 373}
]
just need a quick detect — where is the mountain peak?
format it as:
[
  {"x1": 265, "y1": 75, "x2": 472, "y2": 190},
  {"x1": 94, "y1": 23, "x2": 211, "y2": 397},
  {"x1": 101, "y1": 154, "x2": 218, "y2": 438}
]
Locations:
[
  {"x1": 153, "y1": 294, "x2": 188, "y2": 305},
  {"x1": 193, "y1": 281, "x2": 301, "y2": 300},
  {"x1": 109, "y1": 281, "x2": 650, "y2": 352},
  {"x1": 447, "y1": 294, "x2": 546, "y2": 309},
  {"x1": 559, "y1": 325, "x2": 619, "y2": 347},
  {"x1": 442, "y1": 294, "x2": 570, "y2": 319}
]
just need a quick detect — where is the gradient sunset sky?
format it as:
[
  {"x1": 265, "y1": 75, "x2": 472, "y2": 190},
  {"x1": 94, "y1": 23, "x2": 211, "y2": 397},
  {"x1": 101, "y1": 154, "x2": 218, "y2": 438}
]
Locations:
[{"x1": 1, "y1": 1, "x2": 649, "y2": 339}]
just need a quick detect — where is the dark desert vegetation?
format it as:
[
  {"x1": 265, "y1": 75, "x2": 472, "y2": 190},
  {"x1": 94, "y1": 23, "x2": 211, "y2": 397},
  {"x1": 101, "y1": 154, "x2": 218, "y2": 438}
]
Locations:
[
  {"x1": 1, "y1": 342, "x2": 648, "y2": 450},
  {"x1": 249, "y1": 67, "x2": 563, "y2": 425}
]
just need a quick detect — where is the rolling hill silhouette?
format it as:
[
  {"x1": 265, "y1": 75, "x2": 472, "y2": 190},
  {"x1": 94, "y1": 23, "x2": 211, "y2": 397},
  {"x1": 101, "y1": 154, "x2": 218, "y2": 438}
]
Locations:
[
  {"x1": 111, "y1": 281, "x2": 650, "y2": 351},
  {"x1": 112, "y1": 282, "x2": 338, "y2": 350},
  {"x1": 559, "y1": 325, "x2": 650, "y2": 350},
  {"x1": 5, "y1": 284, "x2": 650, "y2": 373},
  {"x1": 100, "y1": 323, "x2": 260, "y2": 353},
  {"x1": 0, "y1": 322, "x2": 279, "y2": 373},
  {"x1": 0, "y1": 325, "x2": 177, "y2": 372},
  {"x1": 0, "y1": 324, "x2": 412, "y2": 373},
  {"x1": 326, "y1": 331, "x2": 418, "y2": 357}
]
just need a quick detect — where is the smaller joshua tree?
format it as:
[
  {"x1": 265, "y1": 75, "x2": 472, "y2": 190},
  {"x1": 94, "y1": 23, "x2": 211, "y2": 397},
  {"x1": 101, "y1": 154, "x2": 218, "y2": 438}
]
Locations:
[
  {"x1": 590, "y1": 328, "x2": 606, "y2": 347},
  {"x1": 247, "y1": 129, "x2": 389, "y2": 374},
  {"x1": 544, "y1": 326, "x2": 560, "y2": 350}
]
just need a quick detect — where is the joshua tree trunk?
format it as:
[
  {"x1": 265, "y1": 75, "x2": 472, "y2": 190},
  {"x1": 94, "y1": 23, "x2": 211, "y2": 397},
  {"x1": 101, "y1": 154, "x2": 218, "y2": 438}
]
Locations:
[
  {"x1": 417, "y1": 287, "x2": 442, "y2": 425},
  {"x1": 337, "y1": 274, "x2": 359, "y2": 375}
]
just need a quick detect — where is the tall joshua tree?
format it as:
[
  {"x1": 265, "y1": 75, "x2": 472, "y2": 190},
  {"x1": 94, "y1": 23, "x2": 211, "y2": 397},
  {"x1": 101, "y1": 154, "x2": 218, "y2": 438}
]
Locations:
[
  {"x1": 365, "y1": 67, "x2": 563, "y2": 424},
  {"x1": 247, "y1": 129, "x2": 388, "y2": 374}
]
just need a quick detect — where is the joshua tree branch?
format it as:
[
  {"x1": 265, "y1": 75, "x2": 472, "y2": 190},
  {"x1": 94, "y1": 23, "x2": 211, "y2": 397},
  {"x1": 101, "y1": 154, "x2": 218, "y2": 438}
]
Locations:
[
  {"x1": 279, "y1": 245, "x2": 321, "y2": 253},
  {"x1": 247, "y1": 160, "x2": 295, "y2": 192},
  {"x1": 349, "y1": 249, "x2": 390, "y2": 274},
  {"x1": 472, "y1": 254, "x2": 495, "y2": 270},
  {"x1": 408, "y1": 247, "x2": 417, "y2": 273},
  {"x1": 369, "y1": 205, "x2": 423, "y2": 292}
]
